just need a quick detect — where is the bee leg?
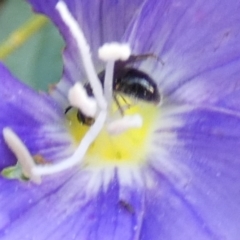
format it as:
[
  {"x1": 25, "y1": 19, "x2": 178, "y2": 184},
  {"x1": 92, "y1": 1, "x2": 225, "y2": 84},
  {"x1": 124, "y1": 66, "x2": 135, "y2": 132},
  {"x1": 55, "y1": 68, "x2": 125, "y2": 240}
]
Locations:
[
  {"x1": 114, "y1": 94, "x2": 125, "y2": 116},
  {"x1": 119, "y1": 94, "x2": 132, "y2": 109}
]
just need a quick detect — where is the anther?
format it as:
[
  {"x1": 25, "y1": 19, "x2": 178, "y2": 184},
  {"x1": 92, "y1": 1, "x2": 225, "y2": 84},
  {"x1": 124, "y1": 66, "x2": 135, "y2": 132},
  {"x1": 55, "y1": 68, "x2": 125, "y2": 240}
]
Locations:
[
  {"x1": 98, "y1": 42, "x2": 131, "y2": 61},
  {"x1": 107, "y1": 114, "x2": 143, "y2": 135},
  {"x1": 2, "y1": 128, "x2": 41, "y2": 184},
  {"x1": 56, "y1": 1, "x2": 106, "y2": 110},
  {"x1": 68, "y1": 82, "x2": 97, "y2": 117}
]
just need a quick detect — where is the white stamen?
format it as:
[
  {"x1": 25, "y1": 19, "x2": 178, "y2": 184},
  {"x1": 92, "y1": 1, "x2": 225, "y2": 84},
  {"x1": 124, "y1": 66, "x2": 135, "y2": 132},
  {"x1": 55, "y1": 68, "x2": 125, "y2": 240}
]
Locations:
[
  {"x1": 98, "y1": 42, "x2": 131, "y2": 61},
  {"x1": 68, "y1": 82, "x2": 97, "y2": 117},
  {"x1": 2, "y1": 128, "x2": 41, "y2": 184},
  {"x1": 98, "y1": 43, "x2": 131, "y2": 107},
  {"x1": 32, "y1": 111, "x2": 107, "y2": 176},
  {"x1": 56, "y1": 1, "x2": 106, "y2": 110},
  {"x1": 107, "y1": 114, "x2": 143, "y2": 135}
]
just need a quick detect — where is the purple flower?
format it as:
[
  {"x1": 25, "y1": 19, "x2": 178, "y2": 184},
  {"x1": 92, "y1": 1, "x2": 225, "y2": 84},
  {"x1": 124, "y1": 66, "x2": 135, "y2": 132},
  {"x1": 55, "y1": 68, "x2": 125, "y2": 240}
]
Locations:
[{"x1": 1, "y1": 0, "x2": 240, "y2": 239}]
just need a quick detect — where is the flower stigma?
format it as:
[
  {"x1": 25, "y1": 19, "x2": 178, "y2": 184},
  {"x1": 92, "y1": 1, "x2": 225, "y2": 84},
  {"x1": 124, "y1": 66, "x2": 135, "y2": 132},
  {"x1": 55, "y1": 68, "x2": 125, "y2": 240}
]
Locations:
[{"x1": 1, "y1": 0, "x2": 160, "y2": 183}]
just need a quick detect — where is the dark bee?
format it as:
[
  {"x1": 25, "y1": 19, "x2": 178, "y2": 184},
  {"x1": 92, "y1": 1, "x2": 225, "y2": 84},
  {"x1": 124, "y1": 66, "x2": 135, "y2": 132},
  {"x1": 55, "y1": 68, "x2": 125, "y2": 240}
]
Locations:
[
  {"x1": 85, "y1": 54, "x2": 161, "y2": 103},
  {"x1": 65, "y1": 54, "x2": 161, "y2": 125}
]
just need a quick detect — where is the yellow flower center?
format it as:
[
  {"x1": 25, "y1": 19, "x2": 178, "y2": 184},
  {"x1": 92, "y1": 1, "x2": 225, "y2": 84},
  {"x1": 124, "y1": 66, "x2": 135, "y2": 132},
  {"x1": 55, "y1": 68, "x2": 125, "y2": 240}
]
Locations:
[{"x1": 66, "y1": 95, "x2": 159, "y2": 167}]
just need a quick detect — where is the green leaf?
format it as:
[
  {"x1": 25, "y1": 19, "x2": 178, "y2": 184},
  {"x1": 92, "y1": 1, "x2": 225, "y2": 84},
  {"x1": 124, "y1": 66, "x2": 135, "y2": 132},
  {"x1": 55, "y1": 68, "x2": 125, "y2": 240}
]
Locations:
[{"x1": 0, "y1": 0, "x2": 64, "y2": 91}]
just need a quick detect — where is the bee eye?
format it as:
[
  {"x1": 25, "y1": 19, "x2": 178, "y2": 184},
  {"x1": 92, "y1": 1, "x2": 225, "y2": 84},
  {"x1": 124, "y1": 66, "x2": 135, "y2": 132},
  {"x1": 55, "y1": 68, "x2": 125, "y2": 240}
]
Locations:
[
  {"x1": 65, "y1": 107, "x2": 95, "y2": 126},
  {"x1": 77, "y1": 111, "x2": 95, "y2": 126}
]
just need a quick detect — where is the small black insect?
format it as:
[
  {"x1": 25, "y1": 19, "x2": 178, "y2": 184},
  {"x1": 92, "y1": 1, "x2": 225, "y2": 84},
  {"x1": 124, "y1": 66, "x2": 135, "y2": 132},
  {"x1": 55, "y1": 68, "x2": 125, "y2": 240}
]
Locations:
[
  {"x1": 65, "y1": 54, "x2": 161, "y2": 125},
  {"x1": 119, "y1": 200, "x2": 135, "y2": 214},
  {"x1": 85, "y1": 54, "x2": 161, "y2": 104}
]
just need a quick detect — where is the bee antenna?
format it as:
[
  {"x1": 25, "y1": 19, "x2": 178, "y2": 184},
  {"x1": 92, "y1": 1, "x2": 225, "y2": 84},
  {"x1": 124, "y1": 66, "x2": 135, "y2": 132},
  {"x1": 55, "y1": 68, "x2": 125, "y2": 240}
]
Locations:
[
  {"x1": 126, "y1": 54, "x2": 165, "y2": 66},
  {"x1": 65, "y1": 106, "x2": 72, "y2": 114}
]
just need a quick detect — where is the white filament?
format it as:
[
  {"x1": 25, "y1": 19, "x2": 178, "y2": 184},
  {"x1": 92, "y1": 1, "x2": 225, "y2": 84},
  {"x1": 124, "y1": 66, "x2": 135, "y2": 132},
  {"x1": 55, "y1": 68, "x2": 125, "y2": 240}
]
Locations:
[
  {"x1": 32, "y1": 111, "x2": 107, "y2": 176},
  {"x1": 2, "y1": 128, "x2": 41, "y2": 184},
  {"x1": 103, "y1": 61, "x2": 114, "y2": 105},
  {"x1": 68, "y1": 82, "x2": 97, "y2": 117},
  {"x1": 107, "y1": 114, "x2": 143, "y2": 135},
  {"x1": 56, "y1": 1, "x2": 106, "y2": 110}
]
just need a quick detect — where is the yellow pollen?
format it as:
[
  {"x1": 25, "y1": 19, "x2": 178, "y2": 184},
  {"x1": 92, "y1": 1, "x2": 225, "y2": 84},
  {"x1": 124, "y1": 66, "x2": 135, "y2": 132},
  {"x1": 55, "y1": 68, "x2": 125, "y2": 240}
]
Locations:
[{"x1": 65, "y1": 95, "x2": 159, "y2": 167}]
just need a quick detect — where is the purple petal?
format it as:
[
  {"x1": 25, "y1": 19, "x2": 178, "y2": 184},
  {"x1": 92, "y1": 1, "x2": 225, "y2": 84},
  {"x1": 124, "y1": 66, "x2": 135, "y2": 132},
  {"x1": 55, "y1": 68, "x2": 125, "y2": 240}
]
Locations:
[
  {"x1": 0, "y1": 63, "x2": 73, "y2": 168},
  {"x1": 144, "y1": 104, "x2": 240, "y2": 239},
  {"x1": 29, "y1": 0, "x2": 143, "y2": 49},
  {"x1": 0, "y1": 170, "x2": 145, "y2": 240},
  {"x1": 28, "y1": 0, "x2": 144, "y2": 106},
  {"x1": 0, "y1": 169, "x2": 75, "y2": 238},
  {"x1": 124, "y1": 0, "x2": 240, "y2": 108},
  {"x1": 140, "y1": 169, "x2": 217, "y2": 240}
]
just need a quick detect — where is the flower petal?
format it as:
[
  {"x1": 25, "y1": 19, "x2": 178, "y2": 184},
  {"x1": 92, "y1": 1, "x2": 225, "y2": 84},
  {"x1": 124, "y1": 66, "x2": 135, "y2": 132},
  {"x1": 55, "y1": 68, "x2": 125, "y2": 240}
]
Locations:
[
  {"x1": 0, "y1": 170, "x2": 75, "y2": 238},
  {"x1": 28, "y1": 0, "x2": 144, "y2": 106},
  {"x1": 125, "y1": 0, "x2": 240, "y2": 108},
  {"x1": 0, "y1": 63, "x2": 73, "y2": 168},
  {"x1": 28, "y1": 0, "x2": 143, "y2": 48},
  {"x1": 140, "y1": 169, "x2": 217, "y2": 240},
  {"x1": 0, "y1": 169, "x2": 145, "y2": 240},
  {"x1": 145, "y1": 104, "x2": 240, "y2": 239}
]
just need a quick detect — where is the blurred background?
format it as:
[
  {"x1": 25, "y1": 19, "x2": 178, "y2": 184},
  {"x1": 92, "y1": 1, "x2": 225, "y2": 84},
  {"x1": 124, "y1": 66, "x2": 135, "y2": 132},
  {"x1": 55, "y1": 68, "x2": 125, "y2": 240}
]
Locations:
[{"x1": 0, "y1": 0, "x2": 64, "y2": 90}]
